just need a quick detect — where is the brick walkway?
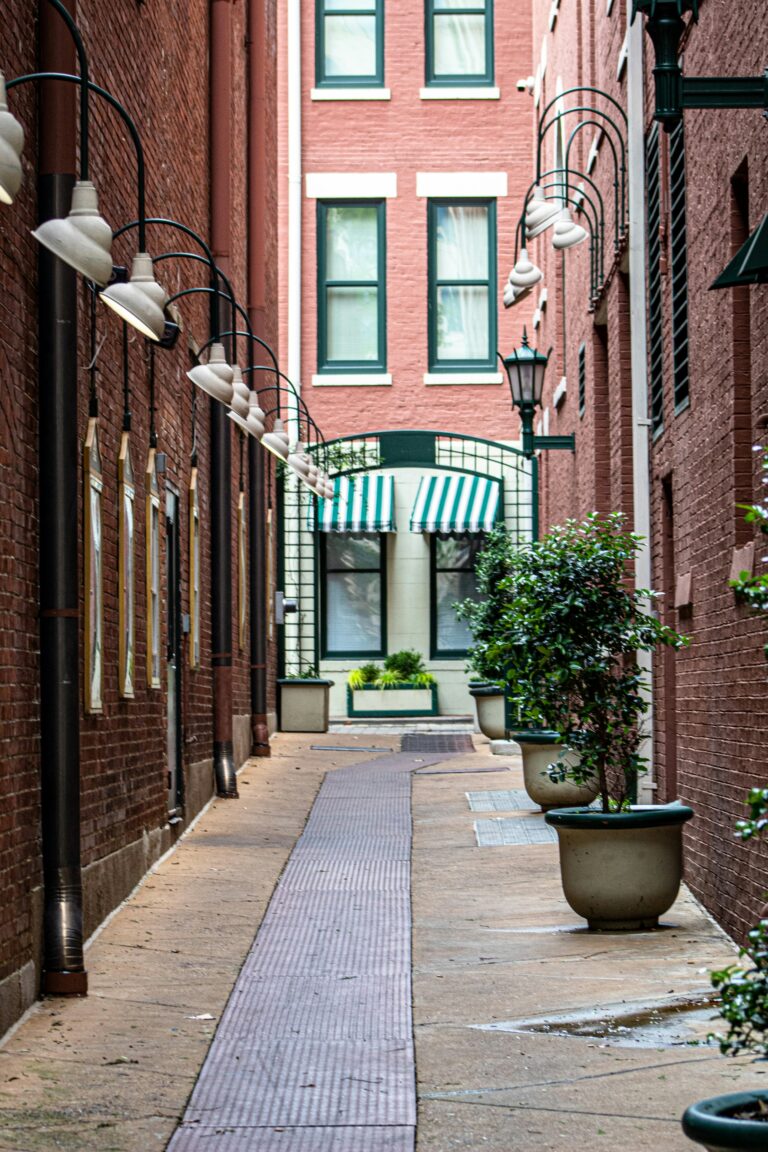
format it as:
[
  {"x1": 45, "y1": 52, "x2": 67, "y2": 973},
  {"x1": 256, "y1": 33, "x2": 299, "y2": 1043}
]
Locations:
[{"x1": 168, "y1": 752, "x2": 449, "y2": 1152}]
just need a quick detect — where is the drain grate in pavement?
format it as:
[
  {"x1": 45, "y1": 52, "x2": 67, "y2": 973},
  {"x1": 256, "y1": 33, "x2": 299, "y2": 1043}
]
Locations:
[
  {"x1": 401, "y1": 733, "x2": 475, "y2": 753},
  {"x1": 474, "y1": 816, "x2": 558, "y2": 846},
  {"x1": 466, "y1": 789, "x2": 538, "y2": 812}
]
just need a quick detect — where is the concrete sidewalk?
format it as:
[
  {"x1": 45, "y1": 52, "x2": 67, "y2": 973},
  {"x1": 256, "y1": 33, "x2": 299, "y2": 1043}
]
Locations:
[{"x1": 0, "y1": 734, "x2": 760, "y2": 1151}]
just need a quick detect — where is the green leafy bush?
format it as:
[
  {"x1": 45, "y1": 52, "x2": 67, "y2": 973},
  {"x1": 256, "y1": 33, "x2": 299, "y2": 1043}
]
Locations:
[
  {"x1": 383, "y1": 649, "x2": 428, "y2": 680},
  {"x1": 462, "y1": 513, "x2": 686, "y2": 812},
  {"x1": 347, "y1": 650, "x2": 436, "y2": 689},
  {"x1": 347, "y1": 663, "x2": 381, "y2": 690}
]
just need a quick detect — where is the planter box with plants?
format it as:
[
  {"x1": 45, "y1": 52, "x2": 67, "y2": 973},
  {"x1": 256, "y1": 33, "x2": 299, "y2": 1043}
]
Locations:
[
  {"x1": 347, "y1": 651, "x2": 438, "y2": 717},
  {"x1": 465, "y1": 514, "x2": 692, "y2": 930},
  {"x1": 278, "y1": 670, "x2": 334, "y2": 733}
]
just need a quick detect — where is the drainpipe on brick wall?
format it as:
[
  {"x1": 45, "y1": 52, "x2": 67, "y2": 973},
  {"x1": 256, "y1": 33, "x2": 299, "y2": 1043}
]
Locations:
[
  {"x1": 37, "y1": 0, "x2": 88, "y2": 994},
  {"x1": 627, "y1": 12, "x2": 655, "y2": 803},
  {"x1": 210, "y1": 0, "x2": 238, "y2": 796},
  {"x1": 247, "y1": 0, "x2": 271, "y2": 756}
]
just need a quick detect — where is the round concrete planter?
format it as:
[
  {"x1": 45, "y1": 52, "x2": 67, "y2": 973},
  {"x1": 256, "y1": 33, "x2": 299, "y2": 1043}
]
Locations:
[
  {"x1": 544, "y1": 804, "x2": 694, "y2": 930},
  {"x1": 511, "y1": 729, "x2": 599, "y2": 810},
  {"x1": 682, "y1": 1091, "x2": 768, "y2": 1151},
  {"x1": 469, "y1": 684, "x2": 506, "y2": 740}
]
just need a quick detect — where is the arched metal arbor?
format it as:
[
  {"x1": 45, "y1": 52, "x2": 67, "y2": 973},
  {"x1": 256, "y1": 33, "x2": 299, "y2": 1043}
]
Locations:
[{"x1": 278, "y1": 429, "x2": 538, "y2": 677}]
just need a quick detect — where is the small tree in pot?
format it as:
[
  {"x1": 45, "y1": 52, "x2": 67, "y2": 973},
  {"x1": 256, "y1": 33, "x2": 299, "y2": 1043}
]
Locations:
[{"x1": 483, "y1": 513, "x2": 692, "y2": 929}]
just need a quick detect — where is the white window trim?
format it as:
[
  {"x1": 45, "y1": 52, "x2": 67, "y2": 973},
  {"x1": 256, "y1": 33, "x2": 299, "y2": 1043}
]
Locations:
[
  {"x1": 617, "y1": 31, "x2": 629, "y2": 80},
  {"x1": 418, "y1": 86, "x2": 500, "y2": 101},
  {"x1": 306, "y1": 173, "x2": 397, "y2": 199},
  {"x1": 416, "y1": 171, "x2": 507, "y2": 198},
  {"x1": 423, "y1": 372, "x2": 503, "y2": 386},
  {"x1": 553, "y1": 376, "x2": 567, "y2": 409},
  {"x1": 312, "y1": 373, "x2": 392, "y2": 387},
  {"x1": 311, "y1": 88, "x2": 391, "y2": 101}
]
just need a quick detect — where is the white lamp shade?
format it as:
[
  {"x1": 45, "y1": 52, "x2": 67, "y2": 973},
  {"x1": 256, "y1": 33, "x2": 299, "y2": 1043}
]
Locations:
[
  {"x1": 230, "y1": 365, "x2": 250, "y2": 418},
  {"x1": 32, "y1": 180, "x2": 113, "y2": 285},
  {"x1": 99, "y1": 252, "x2": 167, "y2": 341},
  {"x1": 503, "y1": 279, "x2": 532, "y2": 309},
  {"x1": 551, "y1": 208, "x2": 588, "y2": 250},
  {"x1": 260, "y1": 417, "x2": 290, "y2": 461},
  {"x1": 0, "y1": 75, "x2": 24, "y2": 206},
  {"x1": 187, "y1": 342, "x2": 234, "y2": 404},
  {"x1": 507, "y1": 248, "x2": 543, "y2": 290},
  {"x1": 525, "y1": 195, "x2": 562, "y2": 239},
  {"x1": 246, "y1": 392, "x2": 266, "y2": 438},
  {"x1": 228, "y1": 409, "x2": 252, "y2": 436}
]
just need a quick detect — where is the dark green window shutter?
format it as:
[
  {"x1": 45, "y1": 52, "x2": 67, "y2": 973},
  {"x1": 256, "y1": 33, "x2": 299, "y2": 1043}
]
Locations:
[
  {"x1": 669, "y1": 121, "x2": 689, "y2": 412},
  {"x1": 646, "y1": 124, "x2": 664, "y2": 436},
  {"x1": 578, "y1": 342, "x2": 586, "y2": 417}
]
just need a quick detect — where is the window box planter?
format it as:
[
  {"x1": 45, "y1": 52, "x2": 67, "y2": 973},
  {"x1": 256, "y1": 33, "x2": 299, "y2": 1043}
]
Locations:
[
  {"x1": 682, "y1": 1091, "x2": 768, "y2": 1151},
  {"x1": 278, "y1": 678, "x2": 334, "y2": 733},
  {"x1": 347, "y1": 682, "x2": 438, "y2": 718},
  {"x1": 511, "y1": 728, "x2": 599, "y2": 811},
  {"x1": 544, "y1": 804, "x2": 694, "y2": 931},
  {"x1": 469, "y1": 682, "x2": 506, "y2": 740}
]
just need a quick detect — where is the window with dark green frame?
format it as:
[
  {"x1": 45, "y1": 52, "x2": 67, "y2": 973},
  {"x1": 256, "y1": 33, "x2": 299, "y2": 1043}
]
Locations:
[
  {"x1": 425, "y1": 0, "x2": 494, "y2": 86},
  {"x1": 669, "y1": 120, "x2": 690, "y2": 414},
  {"x1": 431, "y1": 533, "x2": 484, "y2": 658},
  {"x1": 322, "y1": 533, "x2": 386, "y2": 657},
  {"x1": 428, "y1": 199, "x2": 496, "y2": 371},
  {"x1": 317, "y1": 201, "x2": 386, "y2": 373},
  {"x1": 646, "y1": 124, "x2": 664, "y2": 437},
  {"x1": 316, "y1": 0, "x2": 384, "y2": 87}
]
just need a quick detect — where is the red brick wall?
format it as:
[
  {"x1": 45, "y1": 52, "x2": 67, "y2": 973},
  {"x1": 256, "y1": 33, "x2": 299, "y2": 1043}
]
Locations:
[
  {"x1": 532, "y1": 0, "x2": 768, "y2": 943},
  {"x1": 0, "y1": 0, "x2": 279, "y2": 1012}
]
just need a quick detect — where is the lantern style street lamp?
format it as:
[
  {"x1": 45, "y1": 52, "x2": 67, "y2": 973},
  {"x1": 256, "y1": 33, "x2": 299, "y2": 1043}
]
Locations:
[{"x1": 501, "y1": 330, "x2": 574, "y2": 459}]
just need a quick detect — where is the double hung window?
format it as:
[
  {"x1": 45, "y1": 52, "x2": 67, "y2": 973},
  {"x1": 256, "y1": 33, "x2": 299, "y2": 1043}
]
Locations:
[
  {"x1": 428, "y1": 199, "x2": 496, "y2": 371},
  {"x1": 317, "y1": 201, "x2": 386, "y2": 373},
  {"x1": 316, "y1": 0, "x2": 384, "y2": 87},
  {"x1": 323, "y1": 533, "x2": 386, "y2": 656},
  {"x1": 431, "y1": 533, "x2": 483, "y2": 657},
  {"x1": 425, "y1": 0, "x2": 494, "y2": 87}
]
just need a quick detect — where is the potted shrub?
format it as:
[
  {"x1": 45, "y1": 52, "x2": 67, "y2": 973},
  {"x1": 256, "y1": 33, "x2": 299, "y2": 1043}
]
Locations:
[
  {"x1": 346, "y1": 650, "x2": 438, "y2": 717},
  {"x1": 459, "y1": 527, "x2": 597, "y2": 806},
  {"x1": 485, "y1": 513, "x2": 692, "y2": 929},
  {"x1": 277, "y1": 666, "x2": 334, "y2": 733},
  {"x1": 682, "y1": 792, "x2": 768, "y2": 1150}
]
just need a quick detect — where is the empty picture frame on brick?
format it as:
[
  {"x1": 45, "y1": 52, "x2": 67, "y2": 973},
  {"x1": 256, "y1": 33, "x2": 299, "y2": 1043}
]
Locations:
[{"x1": 84, "y1": 418, "x2": 104, "y2": 715}]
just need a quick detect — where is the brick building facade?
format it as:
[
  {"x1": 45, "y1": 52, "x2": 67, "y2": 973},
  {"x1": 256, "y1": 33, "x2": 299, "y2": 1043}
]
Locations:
[
  {"x1": 525, "y1": 0, "x2": 768, "y2": 943},
  {"x1": 0, "y1": 0, "x2": 280, "y2": 1034}
]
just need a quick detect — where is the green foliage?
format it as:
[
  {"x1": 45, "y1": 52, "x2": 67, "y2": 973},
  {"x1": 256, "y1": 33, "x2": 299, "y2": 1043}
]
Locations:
[
  {"x1": 456, "y1": 527, "x2": 519, "y2": 684},
  {"x1": 709, "y1": 789, "x2": 768, "y2": 1059},
  {"x1": 283, "y1": 664, "x2": 320, "y2": 680},
  {"x1": 462, "y1": 514, "x2": 687, "y2": 812},
  {"x1": 347, "y1": 663, "x2": 381, "y2": 690},
  {"x1": 730, "y1": 450, "x2": 768, "y2": 654},
  {"x1": 347, "y1": 650, "x2": 436, "y2": 689}
]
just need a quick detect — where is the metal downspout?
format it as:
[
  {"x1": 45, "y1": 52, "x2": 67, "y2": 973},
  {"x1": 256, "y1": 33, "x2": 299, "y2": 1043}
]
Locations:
[
  {"x1": 210, "y1": 0, "x2": 238, "y2": 796},
  {"x1": 246, "y1": 0, "x2": 271, "y2": 756},
  {"x1": 38, "y1": 0, "x2": 87, "y2": 994},
  {"x1": 627, "y1": 12, "x2": 655, "y2": 802}
]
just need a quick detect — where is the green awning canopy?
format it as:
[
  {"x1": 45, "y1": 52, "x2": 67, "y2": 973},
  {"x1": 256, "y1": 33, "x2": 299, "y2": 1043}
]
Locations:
[
  {"x1": 409, "y1": 474, "x2": 500, "y2": 533},
  {"x1": 313, "y1": 474, "x2": 396, "y2": 532}
]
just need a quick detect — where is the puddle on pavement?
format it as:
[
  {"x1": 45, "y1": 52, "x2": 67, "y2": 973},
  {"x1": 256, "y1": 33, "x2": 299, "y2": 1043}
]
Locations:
[{"x1": 476, "y1": 994, "x2": 719, "y2": 1048}]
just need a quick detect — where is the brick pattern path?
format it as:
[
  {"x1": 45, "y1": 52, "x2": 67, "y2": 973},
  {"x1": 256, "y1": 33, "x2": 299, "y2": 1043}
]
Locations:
[{"x1": 168, "y1": 752, "x2": 448, "y2": 1151}]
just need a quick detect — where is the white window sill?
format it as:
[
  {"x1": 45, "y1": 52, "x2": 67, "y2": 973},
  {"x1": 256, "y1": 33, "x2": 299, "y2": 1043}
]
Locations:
[
  {"x1": 423, "y1": 372, "x2": 503, "y2": 386},
  {"x1": 419, "y1": 86, "x2": 500, "y2": 100},
  {"x1": 311, "y1": 88, "x2": 391, "y2": 101},
  {"x1": 312, "y1": 373, "x2": 392, "y2": 387}
]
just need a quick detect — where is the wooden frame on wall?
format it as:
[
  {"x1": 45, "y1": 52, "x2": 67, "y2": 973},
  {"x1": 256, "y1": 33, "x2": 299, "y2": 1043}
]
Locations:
[
  {"x1": 189, "y1": 467, "x2": 201, "y2": 669},
  {"x1": 146, "y1": 447, "x2": 162, "y2": 689},
  {"x1": 84, "y1": 417, "x2": 104, "y2": 714},
  {"x1": 118, "y1": 431, "x2": 136, "y2": 699}
]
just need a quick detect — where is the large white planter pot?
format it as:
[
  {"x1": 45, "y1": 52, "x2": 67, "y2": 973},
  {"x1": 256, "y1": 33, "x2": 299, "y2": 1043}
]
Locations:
[
  {"x1": 512, "y1": 730, "x2": 599, "y2": 810},
  {"x1": 469, "y1": 685, "x2": 506, "y2": 740},
  {"x1": 545, "y1": 804, "x2": 694, "y2": 930},
  {"x1": 278, "y1": 678, "x2": 333, "y2": 733}
]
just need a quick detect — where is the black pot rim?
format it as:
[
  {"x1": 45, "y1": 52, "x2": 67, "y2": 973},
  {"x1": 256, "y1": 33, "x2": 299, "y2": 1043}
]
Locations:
[
  {"x1": 468, "y1": 684, "x2": 505, "y2": 698},
  {"x1": 277, "y1": 678, "x2": 335, "y2": 686},
  {"x1": 509, "y1": 728, "x2": 563, "y2": 745},
  {"x1": 544, "y1": 803, "x2": 694, "y2": 829},
  {"x1": 682, "y1": 1091, "x2": 768, "y2": 1149}
]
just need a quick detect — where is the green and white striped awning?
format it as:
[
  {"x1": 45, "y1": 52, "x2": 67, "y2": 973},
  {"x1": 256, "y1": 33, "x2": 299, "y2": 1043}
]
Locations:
[
  {"x1": 409, "y1": 474, "x2": 500, "y2": 533},
  {"x1": 314, "y1": 475, "x2": 396, "y2": 533}
]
